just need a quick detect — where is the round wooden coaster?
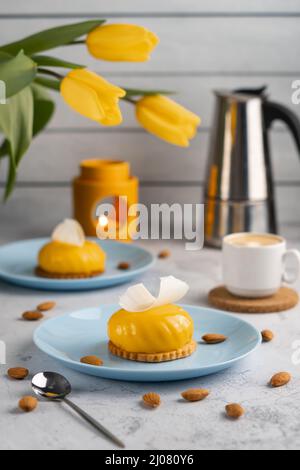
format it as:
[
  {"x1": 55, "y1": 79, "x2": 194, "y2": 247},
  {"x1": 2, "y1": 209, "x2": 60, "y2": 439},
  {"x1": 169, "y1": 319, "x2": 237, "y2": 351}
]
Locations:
[{"x1": 208, "y1": 286, "x2": 299, "y2": 314}]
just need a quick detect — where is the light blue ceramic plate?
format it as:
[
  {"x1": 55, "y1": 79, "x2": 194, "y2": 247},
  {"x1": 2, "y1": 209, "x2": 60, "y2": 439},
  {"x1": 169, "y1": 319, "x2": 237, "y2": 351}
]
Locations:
[
  {"x1": 34, "y1": 305, "x2": 261, "y2": 382},
  {"x1": 0, "y1": 238, "x2": 155, "y2": 291}
]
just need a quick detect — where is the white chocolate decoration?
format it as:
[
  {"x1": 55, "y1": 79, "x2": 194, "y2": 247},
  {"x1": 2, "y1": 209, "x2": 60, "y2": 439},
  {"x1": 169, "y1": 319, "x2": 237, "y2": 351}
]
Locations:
[
  {"x1": 52, "y1": 219, "x2": 86, "y2": 247},
  {"x1": 119, "y1": 276, "x2": 189, "y2": 312}
]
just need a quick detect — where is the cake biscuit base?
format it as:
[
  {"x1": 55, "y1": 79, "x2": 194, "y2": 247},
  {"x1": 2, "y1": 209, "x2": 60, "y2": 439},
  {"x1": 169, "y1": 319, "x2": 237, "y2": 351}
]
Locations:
[
  {"x1": 108, "y1": 340, "x2": 197, "y2": 363},
  {"x1": 35, "y1": 267, "x2": 104, "y2": 279}
]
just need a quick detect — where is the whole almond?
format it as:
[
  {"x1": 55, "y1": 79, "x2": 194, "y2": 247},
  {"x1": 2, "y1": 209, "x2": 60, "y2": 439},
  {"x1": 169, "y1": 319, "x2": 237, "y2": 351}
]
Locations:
[
  {"x1": 22, "y1": 311, "x2": 44, "y2": 321},
  {"x1": 7, "y1": 367, "x2": 29, "y2": 380},
  {"x1": 202, "y1": 334, "x2": 227, "y2": 344},
  {"x1": 225, "y1": 403, "x2": 245, "y2": 419},
  {"x1": 143, "y1": 392, "x2": 161, "y2": 408},
  {"x1": 37, "y1": 302, "x2": 56, "y2": 312},
  {"x1": 158, "y1": 250, "x2": 171, "y2": 259},
  {"x1": 118, "y1": 262, "x2": 131, "y2": 271},
  {"x1": 270, "y1": 372, "x2": 291, "y2": 388},
  {"x1": 19, "y1": 396, "x2": 38, "y2": 413},
  {"x1": 181, "y1": 389, "x2": 210, "y2": 402},
  {"x1": 80, "y1": 356, "x2": 103, "y2": 366},
  {"x1": 262, "y1": 330, "x2": 274, "y2": 343}
]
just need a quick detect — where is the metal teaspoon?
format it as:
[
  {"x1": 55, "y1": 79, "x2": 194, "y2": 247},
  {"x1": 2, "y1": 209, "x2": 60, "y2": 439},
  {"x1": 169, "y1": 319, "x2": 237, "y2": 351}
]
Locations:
[{"x1": 32, "y1": 371, "x2": 125, "y2": 448}]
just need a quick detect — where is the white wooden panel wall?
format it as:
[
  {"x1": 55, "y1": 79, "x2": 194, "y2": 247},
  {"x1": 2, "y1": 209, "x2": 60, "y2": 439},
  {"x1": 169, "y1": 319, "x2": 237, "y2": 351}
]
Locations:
[
  {"x1": 1, "y1": 18, "x2": 300, "y2": 73},
  {"x1": 3, "y1": 1, "x2": 300, "y2": 15},
  {"x1": 1, "y1": 0, "x2": 300, "y2": 234}
]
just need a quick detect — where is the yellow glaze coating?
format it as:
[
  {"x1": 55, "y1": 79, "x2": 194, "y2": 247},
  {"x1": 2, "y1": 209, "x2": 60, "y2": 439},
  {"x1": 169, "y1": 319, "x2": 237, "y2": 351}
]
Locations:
[
  {"x1": 38, "y1": 241, "x2": 106, "y2": 275},
  {"x1": 108, "y1": 304, "x2": 194, "y2": 354}
]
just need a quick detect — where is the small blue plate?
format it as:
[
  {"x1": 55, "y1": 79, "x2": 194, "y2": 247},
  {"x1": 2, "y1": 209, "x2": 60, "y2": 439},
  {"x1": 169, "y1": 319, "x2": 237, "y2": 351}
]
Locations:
[
  {"x1": 34, "y1": 305, "x2": 261, "y2": 382},
  {"x1": 0, "y1": 239, "x2": 155, "y2": 291}
]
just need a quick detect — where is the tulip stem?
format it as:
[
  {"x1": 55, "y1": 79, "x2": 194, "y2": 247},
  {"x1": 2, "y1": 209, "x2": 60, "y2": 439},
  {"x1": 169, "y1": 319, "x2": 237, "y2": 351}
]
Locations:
[
  {"x1": 68, "y1": 40, "x2": 86, "y2": 45},
  {"x1": 123, "y1": 97, "x2": 137, "y2": 105},
  {"x1": 38, "y1": 68, "x2": 64, "y2": 80}
]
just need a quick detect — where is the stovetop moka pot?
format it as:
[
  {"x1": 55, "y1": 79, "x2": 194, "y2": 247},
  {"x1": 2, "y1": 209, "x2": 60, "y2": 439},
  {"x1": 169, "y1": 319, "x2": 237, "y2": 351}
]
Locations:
[{"x1": 205, "y1": 87, "x2": 300, "y2": 248}]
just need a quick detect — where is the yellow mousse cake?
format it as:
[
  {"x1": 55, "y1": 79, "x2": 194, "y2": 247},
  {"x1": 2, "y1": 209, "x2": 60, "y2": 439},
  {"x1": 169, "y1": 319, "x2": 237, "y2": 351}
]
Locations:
[
  {"x1": 108, "y1": 277, "x2": 196, "y2": 363},
  {"x1": 36, "y1": 219, "x2": 106, "y2": 279}
]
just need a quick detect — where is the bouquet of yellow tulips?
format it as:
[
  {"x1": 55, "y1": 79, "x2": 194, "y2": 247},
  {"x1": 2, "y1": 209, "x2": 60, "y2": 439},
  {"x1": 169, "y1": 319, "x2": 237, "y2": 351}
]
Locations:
[{"x1": 0, "y1": 20, "x2": 200, "y2": 199}]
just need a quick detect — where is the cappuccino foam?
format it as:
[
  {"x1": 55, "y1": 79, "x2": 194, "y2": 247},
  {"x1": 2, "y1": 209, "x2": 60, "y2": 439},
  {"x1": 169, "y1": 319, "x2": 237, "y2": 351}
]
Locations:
[{"x1": 228, "y1": 234, "x2": 281, "y2": 247}]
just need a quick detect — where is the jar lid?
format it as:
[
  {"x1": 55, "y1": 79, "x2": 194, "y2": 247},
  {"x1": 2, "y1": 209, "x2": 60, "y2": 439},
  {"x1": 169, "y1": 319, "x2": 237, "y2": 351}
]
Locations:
[{"x1": 80, "y1": 160, "x2": 130, "y2": 181}]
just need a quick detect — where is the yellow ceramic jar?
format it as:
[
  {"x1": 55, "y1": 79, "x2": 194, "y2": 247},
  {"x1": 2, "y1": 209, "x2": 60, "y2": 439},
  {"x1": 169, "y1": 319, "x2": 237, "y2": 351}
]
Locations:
[{"x1": 73, "y1": 160, "x2": 139, "y2": 240}]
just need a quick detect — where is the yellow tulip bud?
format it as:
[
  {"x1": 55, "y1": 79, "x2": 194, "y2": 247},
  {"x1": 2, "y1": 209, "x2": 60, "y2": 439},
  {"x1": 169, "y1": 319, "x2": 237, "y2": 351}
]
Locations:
[
  {"x1": 61, "y1": 69, "x2": 126, "y2": 126},
  {"x1": 136, "y1": 95, "x2": 201, "y2": 147},
  {"x1": 87, "y1": 24, "x2": 159, "y2": 62}
]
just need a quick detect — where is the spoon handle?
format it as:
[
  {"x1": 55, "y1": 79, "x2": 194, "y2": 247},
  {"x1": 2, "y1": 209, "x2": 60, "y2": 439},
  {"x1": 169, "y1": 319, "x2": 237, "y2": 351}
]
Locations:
[{"x1": 63, "y1": 397, "x2": 125, "y2": 448}]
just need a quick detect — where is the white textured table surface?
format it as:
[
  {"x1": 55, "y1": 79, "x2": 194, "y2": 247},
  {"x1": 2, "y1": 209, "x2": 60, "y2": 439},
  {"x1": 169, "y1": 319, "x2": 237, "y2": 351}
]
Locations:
[{"x1": 0, "y1": 234, "x2": 300, "y2": 451}]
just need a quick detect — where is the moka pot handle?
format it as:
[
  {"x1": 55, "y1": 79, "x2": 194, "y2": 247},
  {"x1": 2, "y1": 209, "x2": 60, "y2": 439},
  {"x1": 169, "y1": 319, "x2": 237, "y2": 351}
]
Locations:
[{"x1": 264, "y1": 101, "x2": 300, "y2": 155}]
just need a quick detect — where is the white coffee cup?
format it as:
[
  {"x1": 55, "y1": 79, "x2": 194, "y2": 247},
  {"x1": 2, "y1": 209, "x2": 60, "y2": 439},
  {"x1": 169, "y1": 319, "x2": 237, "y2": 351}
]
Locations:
[{"x1": 222, "y1": 232, "x2": 300, "y2": 298}]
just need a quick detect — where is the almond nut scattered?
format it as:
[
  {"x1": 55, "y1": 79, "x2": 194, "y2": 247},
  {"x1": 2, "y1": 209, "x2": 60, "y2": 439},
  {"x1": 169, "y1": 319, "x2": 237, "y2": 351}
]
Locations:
[
  {"x1": 80, "y1": 356, "x2": 104, "y2": 366},
  {"x1": 22, "y1": 311, "x2": 44, "y2": 321},
  {"x1": 7, "y1": 367, "x2": 29, "y2": 380},
  {"x1": 262, "y1": 330, "x2": 274, "y2": 343},
  {"x1": 202, "y1": 334, "x2": 227, "y2": 344},
  {"x1": 158, "y1": 250, "x2": 171, "y2": 259},
  {"x1": 37, "y1": 301, "x2": 56, "y2": 312},
  {"x1": 225, "y1": 403, "x2": 245, "y2": 419},
  {"x1": 181, "y1": 389, "x2": 210, "y2": 402},
  {"x1": 19, "y1": 396, "x2": 38, "y2": 413},
  {"x1": 118, "y1": 262, "x2": 131, "y2": 271},
  {"x1": 143, "y1": 392, "x2": 161, "y2": 408},
  {"x1": 270, "y1": 372, "x2": 291, "y2": 388}
]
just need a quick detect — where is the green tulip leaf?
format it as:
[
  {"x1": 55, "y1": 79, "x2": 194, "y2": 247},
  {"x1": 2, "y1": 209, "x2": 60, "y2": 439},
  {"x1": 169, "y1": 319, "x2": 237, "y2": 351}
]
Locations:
[
  {"x1": 1, "y1": 20, "x2": 106, "y2": 56},
  {"x1": 0, "y1": 51, "x2": 11, "y2": 60},
  {"x1": 0, "y1": 83, "x2": 55, "y2": 159},
  {"x1": 0, "y1": 86, "x2": 34, "y2": 199},
  {"x1": 31, "y1": 83, "x2": 55, "y2": 136},
  {"x1": 0, "y1": 140, "x2": 8, "y2": 158},
  {"x1": 32, "y1": 55, "x2": 84, "y2": 70},
  {"x1": 0, "y1": 50, "x2": 37, "y2": 98}
]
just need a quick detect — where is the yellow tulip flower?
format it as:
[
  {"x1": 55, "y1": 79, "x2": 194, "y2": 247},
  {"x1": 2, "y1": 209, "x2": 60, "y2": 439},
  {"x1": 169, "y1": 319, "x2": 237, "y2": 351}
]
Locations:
[
  {"x1": 136, "y1": 95, "x2": 201, "y2": 147},
  {"x1": 87, "y1": 24, "x2": 159, "y2": 62},
  {"x1": 61, "y1": 69, "x2": 126, "y2": 126}
]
